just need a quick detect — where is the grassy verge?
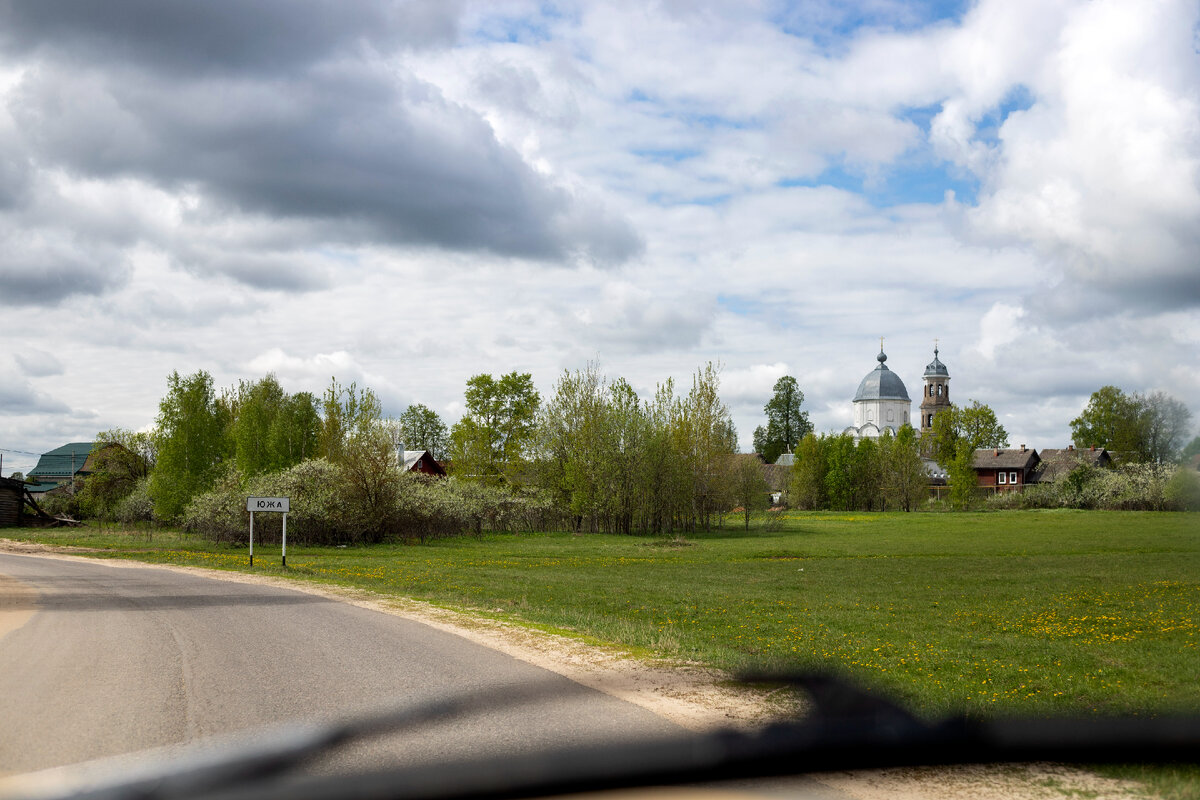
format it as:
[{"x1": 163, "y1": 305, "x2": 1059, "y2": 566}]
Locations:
[
  {"x1": 6, "y1": 510, "x2": 1197, "y2": 721},
  {"x1": 7, "y1": 511, "x2": 1199, "y2": 798}
]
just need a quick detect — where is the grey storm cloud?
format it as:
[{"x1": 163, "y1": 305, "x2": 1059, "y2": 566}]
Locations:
[
  {"x1": 0, "y1": 232, "x2": 128, "y2": 306},
  {"x1": 0, "y1": 374, "x2": 71, "y2": 415},
  {"x1": 0, "y1": 0, "x2": 462, "y2": 74},
  {"x1": 0, "y1": 0, "x2": 642, "y2": 268}
]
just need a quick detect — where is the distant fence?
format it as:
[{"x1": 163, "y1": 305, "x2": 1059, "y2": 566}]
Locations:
[{"x1": 927, "y1": 484, "x2": 1028, "y2": 503}]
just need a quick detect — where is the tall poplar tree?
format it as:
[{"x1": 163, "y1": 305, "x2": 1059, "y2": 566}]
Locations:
[{"x1": 149, "y1": 370, "x2": 229, "y2": 520}]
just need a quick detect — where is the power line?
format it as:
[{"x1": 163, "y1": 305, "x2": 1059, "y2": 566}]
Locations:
[{"x1": 0, "y1": 447, "x2": 42, "y2": 457}]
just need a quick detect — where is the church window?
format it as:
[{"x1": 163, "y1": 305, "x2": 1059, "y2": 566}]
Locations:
[
  {"x1": 937, "y1": 384, "x2": 943, "y2": 397},
  {"x1": 867, "y1": 409, "x2": 874, "y2": 421},
  {"x1": 887, "y1": 409, "x2": 894, "y2": 422}
]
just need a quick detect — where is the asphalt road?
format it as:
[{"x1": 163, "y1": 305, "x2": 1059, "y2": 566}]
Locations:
[{"x1": 0, "y1": 552, "x2": 683, "y2": 781}]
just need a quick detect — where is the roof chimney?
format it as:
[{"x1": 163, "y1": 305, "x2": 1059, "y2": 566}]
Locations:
[
  {"x1": 1068, "y1": 444, "x2": 1074, "y2": 451},
  {"x1": 1091, "y1": 445, "x2": 1095, "y2": 452},
  {"x1": 1020, "y1": 444, "x2": 1026, "y2": 453},
  {"x1": 994, "y1": 448, "x2": 1000, "y2": 457}
]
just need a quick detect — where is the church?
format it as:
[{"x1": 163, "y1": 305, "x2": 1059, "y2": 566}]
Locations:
[{"x1": 842, "y1": 342, "x2": 951, "y2": 440}]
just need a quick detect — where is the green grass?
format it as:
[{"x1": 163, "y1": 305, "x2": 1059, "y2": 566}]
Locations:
[{"x1": 5, "y1": 511, "x2": 1199, "y2": 720}]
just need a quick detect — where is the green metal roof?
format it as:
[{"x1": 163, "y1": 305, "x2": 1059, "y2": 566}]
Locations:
[{"x1": 27, "y1": 443, "x2": 96, "y2": 479}]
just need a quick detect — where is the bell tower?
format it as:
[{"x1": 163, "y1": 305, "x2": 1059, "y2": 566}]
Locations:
[{"x1": 920, "y1": 342, "x2": 950, "y2": 435}]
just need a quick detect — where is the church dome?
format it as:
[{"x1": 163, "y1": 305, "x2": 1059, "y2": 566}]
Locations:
[
  {"x1": 854, "y1": 350, "x2": 910, "y2": 402},
  {"x1": 924, "y1": 347, "x2": 949, "y2": 378}
]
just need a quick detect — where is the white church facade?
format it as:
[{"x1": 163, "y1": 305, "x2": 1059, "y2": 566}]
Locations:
[{"x1": 843, "y1": 343, "x2": 951, "y2": 440}]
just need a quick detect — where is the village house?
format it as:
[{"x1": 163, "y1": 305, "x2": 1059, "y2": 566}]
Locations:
[
  {"x1": 399, "y1": 449, "x2": 447, "y2": 477},
  {"x1": 1036, "y1": 445, "x2": 1112, "y2": 483},
  {"x1": 25, "y1": 442, "x2": 99, "y2": 493},
  {"x1": 972, "y1": 445, "x2": 1040, "y2": 491}
]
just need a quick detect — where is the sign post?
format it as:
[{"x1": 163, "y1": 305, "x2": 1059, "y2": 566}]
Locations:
[{"x1": 246, "y1": 497, "x2": 291, "y2": 567}]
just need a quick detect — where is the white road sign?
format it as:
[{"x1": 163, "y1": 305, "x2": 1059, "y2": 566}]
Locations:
[{"x1": 246, "y1": 497, "x2": 290, "y2": 512}]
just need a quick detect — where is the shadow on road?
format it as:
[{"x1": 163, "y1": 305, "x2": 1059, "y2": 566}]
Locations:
[{"x1": 3, "y1": 573, "x2": 336, "y2": 612}]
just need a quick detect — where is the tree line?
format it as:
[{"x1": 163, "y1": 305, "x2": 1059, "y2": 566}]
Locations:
[
  {"x1": 52, "y1": 368, "x2": 1200, "y2": 535},
  {"x1": 65, "y1": 362, "x2": 762, "y2": 541}
]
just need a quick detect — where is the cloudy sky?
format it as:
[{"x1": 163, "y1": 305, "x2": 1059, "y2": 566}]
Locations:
[{"x1": 2, "y1": 0, "x2": 1198, "y2": 474}]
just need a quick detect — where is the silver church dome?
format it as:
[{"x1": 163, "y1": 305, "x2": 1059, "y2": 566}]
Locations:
[{"x1": 854, "y1": 350, "x2": 911, "y2": 402}]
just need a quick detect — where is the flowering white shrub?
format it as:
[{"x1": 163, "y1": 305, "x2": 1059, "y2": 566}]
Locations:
[
  {"x1": 114, "y1": 477, "x2": 157, "y2": 525},
  {"x1": 986, "y1": 463, "x2": 1197, "y2": 511}
]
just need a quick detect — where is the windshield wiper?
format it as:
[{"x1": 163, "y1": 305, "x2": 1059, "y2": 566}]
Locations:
[{"x1": 9, "y1": 674, "x2": 1199, "y2": 800}]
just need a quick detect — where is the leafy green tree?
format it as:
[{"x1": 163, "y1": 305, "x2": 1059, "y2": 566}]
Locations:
[
  {"x1": 149, "y1": 370, "x2": 230, "y2": 520},
  {"x1": 536, "y1": 364, "x2": 611, "y2": 529},
  {"x1": 78, "y1": 429, "x2": 154, "y2": 517},
  {"x1": 1142, "y1": 391, "x2": 1192, "y2": 464},
  {"x1": 1070, "y1": 386, "x2": 1147, "y2": 458},
  {"x1": 450, "y1": 372, "x2": 540, "y2": 485},
  {"x1": 856, "y1": 436, "x2": 885, "y2": 510},
  {"x1": 731, "y1": 455, "x2": 769, "y2": 530},
  {"x1": 674, "y1": 362, "x2": 738, "y2": 530},
  {"x1": 398, "y1": 403, "x2": 449, "y2": 460},
  {"x1": 824, "y1": 433, "x2": 857, "y2": 510},
  {"x1": 789, "y1": 433, "x2": 827, "y2": 510},
  {"x1": 226, "y1": 375, "x2": 320, "y2": 475},
  {"x1": 929, "y1": 400, "x2": 1008, "y2": 467},
  {"x1": 752, "y1": 376, "x2": 812, "y2": 463},
  {"x1": 267, "y1": 391, "x2": 321, "y2": 469},
  {"x1": 880, "y1": 425, "x2": 928, "y2": 511},
  {"x1": 338, "y1": 424, "x2": 403, "y2": 543},
  {"x1": 228, "y1": 374, "x2": 286, "y2": 476},
  {"x1": 946, "y1": 439, "x2": 978, "y2": 510},
  {"x1": 641, "y1": 379, "x2": 690, "y2": 533},
  {"x1": 1071, "y1": 386, "x2": 1192, "y2": 463},
  {"x1": 318, "y1": 378, "x2": 383, "y2": 464},
  {"x1": 603, "y1": 378, "x2": 650, "y2": 535},
  {"x1": 1181, "y1": 435, "x2": 1200, "y2": 462}
]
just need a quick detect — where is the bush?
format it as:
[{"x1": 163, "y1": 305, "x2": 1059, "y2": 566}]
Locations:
[
  {"x1": 1165, "y1": 468, "x2": 1200, "y2": 511},
  {"x1": 181, "y1": 467, "x2": 245, "y2": 543},
  {"x1": 178, "y1": 457, "x2": 573, "y2": 547},
  {"x1": 247, "y1": 459, "x2": 344, "y2": 544},
  {"x1": 986, "y1": 463, "x2": 1195, "y2": 512},
  {"x1": 115, "y1": 477, "x2": 157, "y2": 525}
]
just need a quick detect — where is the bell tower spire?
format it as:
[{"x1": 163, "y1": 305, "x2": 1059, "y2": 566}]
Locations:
[{"x1": 920, "y1": 341, "x2": 950, "y2": 435}]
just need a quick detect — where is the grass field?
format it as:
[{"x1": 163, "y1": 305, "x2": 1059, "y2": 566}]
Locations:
[{"x1": 6, "y1": 510, "x2": 1197, "y2": 720}]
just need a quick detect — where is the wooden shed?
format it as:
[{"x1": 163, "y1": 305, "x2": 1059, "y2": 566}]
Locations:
[{"x1": 0, "y1": 476, "x2": 27, "y2": 527}]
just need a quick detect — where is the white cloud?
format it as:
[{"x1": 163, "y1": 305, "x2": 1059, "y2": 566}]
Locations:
[
  {"x1": 974, "y1": 302, "x2": 1028, "y2": 361},
  {"x1": 0, "y1": 0, "x2": 1196, "y2": 458}
]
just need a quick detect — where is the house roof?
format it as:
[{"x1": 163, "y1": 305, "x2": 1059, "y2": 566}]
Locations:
[
  {"x1": 1036, "y1": 448, "x2": 1110, "y2": 482},
  {"x1": 400, "y1": 450, "x2": 447, "y2": 476},
  {"x1": 761, "y1": 463, "x2": 791, "y2": 492},
  {"x1": 972, "y1": 448, "x2": 1040, "y2": 470},
  {"x1": 27, "y1": 443, "x2": 96, "y2": 479}
]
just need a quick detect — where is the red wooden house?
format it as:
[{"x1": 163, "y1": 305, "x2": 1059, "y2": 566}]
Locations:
[{"x1": 972, "y1": 446, "x2": 1039, "y2": 491}]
